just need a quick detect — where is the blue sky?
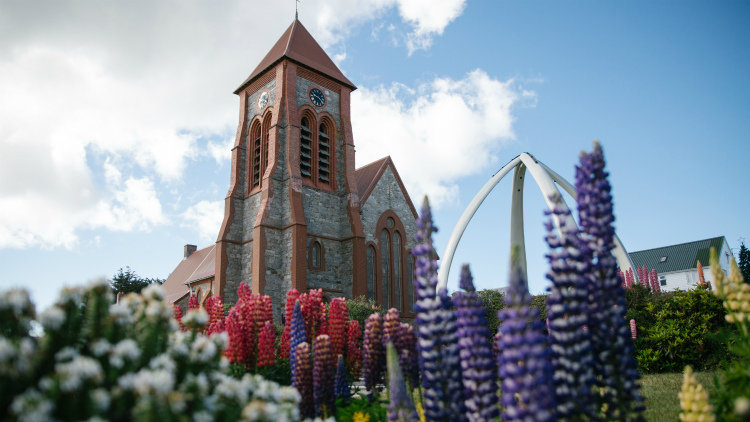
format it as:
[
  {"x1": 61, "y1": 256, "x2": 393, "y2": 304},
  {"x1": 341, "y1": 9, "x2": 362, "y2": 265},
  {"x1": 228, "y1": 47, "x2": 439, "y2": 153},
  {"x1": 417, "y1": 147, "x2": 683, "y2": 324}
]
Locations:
[{"x1": 1, "y1": 1, "x2": 748, "y2": 312}]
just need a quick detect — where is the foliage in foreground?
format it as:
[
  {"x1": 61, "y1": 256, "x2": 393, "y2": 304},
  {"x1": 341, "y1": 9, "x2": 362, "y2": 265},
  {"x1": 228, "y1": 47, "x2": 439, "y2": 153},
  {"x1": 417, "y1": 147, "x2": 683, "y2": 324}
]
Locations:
[{"x1": 0, "y1": 282, "x2": 300, "y2": 421}]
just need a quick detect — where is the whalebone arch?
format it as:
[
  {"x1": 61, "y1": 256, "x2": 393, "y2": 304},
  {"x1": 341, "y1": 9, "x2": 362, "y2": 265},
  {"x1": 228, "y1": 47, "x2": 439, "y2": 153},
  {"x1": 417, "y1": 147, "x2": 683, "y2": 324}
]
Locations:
[{"x1": 437, "y1": 152, "x2": 637, "y2": 291}]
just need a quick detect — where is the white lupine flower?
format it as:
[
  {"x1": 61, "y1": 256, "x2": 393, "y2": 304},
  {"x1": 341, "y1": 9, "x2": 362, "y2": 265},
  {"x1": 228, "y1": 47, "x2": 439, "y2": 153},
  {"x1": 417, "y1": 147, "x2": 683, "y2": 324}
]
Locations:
[
  {"x1": 277, "y1": 386, "x2": 301, "y2": 403},
  {"x1": 16, "y1": 338, "x2": 35, "y2": 373},
  {"x1": 190, "y1": 335, "x2": 217, "y2": 363},
  {"x1": 56, "y1": 355, "x2": 103, "y2": 392},
  {"x1": 55, "y1": 347, "x2": 79, "y2": 362},
  {"x1": 90, "y1": 339, "x2": 111, "y2": 357},
  {"x1": 242, "y1": 399, "x2": 281, "y2": 421},
  {"x1": 254, "y1": 379, "x2": 276, "y2": 401},
  {"x1": 133, "y1": 369, "x2": 174, "y2": 396},
  {"x1": 149, "y1": 353, "x2": 176, "y2": 373},
  {"x1": 59, "y1": 286, "x2": 83, "y2": 305},
  {"x1": 39, "y1": 306, "x2": 66, "y2": 330},
  {"x1": 183, "y1": 309, "x2": 209, "y2": 328},
  {"x1": 0, "y1": 336, "x2": 16, "y2": 363},
  {"x1": 117, "y1": 372, "x2": 137, "y2": 390},
  {"x1": 110, "y1": 339, "x2": 140, "y2": 368},
  {"x1": 171, "y1": 331, "x2": 190, "y2": 356},
  {"x1": 211, "y1": 331, "x2": 229, "y2": 349},
  {"x1": 214, "y1": 374, "x2": 249, "y2": 403},
  {"x1": 4, "y1": 289, "x2": 31, "y2": 314},
  {"x1": 10, "y1": 388, "x2": 53, "y2": 422},
  {"x1": 84, "y1": 417, "x2": 107, "y2": 422},
  {"x1": 193, "y1": 411, "x2": 213, "y2": 422},
  {"x1": 142, "y1": 284, "x2": 164, "y2": 301},
  {"x1": 91, "y1": 388, "x2": 110, "y2": 411},
  {"x1": 109, "y1": 303, "x2": 134, "y2": 326},
  {"x1": 145, "y1": 300, "x2": 172, "y2": 319}
]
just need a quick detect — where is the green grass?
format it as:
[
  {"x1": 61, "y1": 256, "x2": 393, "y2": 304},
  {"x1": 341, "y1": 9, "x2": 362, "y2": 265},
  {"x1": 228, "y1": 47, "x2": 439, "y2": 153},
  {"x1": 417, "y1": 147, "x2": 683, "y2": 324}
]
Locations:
[{"x1": 641, "y1": 371, "x2": 718, "y2": 421}]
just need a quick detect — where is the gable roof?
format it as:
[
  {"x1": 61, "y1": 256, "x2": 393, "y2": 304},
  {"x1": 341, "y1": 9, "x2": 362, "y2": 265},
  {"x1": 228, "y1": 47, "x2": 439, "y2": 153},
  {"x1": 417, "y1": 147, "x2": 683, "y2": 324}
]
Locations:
[
  {"x1": 354, "y1": 156, "x2": 418, "y2": 218},
  {"x1": 629, "y1": 236, "x2": 726, "y2": 274},
  {"x1": 234, "y1": 19, "x2": 355, "y2": 94},
  {"x1": 162, "y1": 244, "x2": 216, "y2": 303}
]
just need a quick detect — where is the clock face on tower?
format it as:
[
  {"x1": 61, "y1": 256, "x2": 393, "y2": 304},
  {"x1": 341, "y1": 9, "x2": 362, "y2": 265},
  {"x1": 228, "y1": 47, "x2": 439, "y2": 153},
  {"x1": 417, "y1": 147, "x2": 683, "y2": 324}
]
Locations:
[{"x1": 309, "y1": 87, "x2": 326, "y2": 107}]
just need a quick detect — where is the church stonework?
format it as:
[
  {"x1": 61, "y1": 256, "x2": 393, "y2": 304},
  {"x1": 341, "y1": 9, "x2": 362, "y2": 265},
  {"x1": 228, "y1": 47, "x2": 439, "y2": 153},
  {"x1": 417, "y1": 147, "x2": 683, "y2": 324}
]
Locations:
[{"x1": 162, "y1": 19, "x2": 417, "y2": 322}]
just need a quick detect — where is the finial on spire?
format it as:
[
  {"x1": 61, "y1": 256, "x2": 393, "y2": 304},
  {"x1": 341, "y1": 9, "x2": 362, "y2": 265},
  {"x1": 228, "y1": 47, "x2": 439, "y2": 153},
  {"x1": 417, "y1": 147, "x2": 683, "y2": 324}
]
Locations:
[{"x1": 295, "y1": 0, "x2": 299, "y2": 20}]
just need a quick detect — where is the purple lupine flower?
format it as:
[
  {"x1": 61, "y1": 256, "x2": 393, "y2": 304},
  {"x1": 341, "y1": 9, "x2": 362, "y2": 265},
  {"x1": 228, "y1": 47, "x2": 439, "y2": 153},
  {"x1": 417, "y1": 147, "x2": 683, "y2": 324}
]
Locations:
[
  {"x1": 313, "y1": 334, "x2": 335, "y2": 416},
  {"x1": 497, "y1": 250, "x2": 556, "y2": 422},
  {"x1": 398, "y1": 322, "x2": 419, "y2": 389},
  {"x1": 383, "y1": 308, "x2": 401, "y2": 346},
  {"x1": 290, "y1": 300, "x2": 306, "y2": 381},
  {"x1": 576, "y1": 142, "x2": 645, "y2": 419},
  {"x1": 544, "y1": 196, "x2": 597, "y2": 419},
  {"x1": 387, "y1": 341, "x2": 419, "y2": 422},
  {"x1": 362, "y1": 312, "x2": 385, "y2": 397},
  {"x1": 413, "y1": 197, "x2": 467, "y2": 422},
  {"x1": 452, "y1": 264, "x2": 499, "y2": 422},
  {"x1": 334, "y1": 354, "x2": 349, "y2": 399},
  {"x1": 293, "y1": 341, "x2": 314, "y2": 419}
]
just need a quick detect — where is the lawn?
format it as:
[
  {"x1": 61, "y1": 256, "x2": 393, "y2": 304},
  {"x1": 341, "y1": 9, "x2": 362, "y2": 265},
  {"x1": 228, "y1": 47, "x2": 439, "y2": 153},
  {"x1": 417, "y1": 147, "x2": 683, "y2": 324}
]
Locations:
[{"x1": 641, "y1": 371, "x2": 718, "y2": 421}]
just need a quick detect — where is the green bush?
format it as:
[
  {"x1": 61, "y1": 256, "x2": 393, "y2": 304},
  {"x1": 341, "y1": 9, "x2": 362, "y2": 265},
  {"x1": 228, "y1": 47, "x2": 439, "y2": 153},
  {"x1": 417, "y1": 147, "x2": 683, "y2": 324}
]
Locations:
[
  {"x1": 348, "y1": 295, "x2": 383, "y2": 334},
  {"x1": 633, "y1": 286, "x2": 731, "y2": 373}
]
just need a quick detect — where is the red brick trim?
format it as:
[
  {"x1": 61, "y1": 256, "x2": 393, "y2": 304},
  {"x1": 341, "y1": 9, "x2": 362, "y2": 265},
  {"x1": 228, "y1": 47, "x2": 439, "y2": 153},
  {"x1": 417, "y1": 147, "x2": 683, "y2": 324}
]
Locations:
[
  {"x1": 297, "y1": 66, "x2": 342, "y2": 94},
  {"x1": 241, "y1": 71, "x2": 275, "y2": 98}
]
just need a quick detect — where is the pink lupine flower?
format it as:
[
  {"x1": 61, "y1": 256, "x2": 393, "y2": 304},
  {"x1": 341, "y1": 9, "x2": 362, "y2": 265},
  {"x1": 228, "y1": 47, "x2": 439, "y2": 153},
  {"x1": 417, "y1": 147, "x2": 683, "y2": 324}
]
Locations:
[
  {"x1": 328, "y1": 297, "x2": 348, "y2": 357},
  {"x1": 280, "y1": 289, "x2": 300, "y2": 360},
  {"x1": 257, "y1": 321, "x2": 276, "y2": 368},
  {"x1": 630, "y1": 319, "x2": 637, "y2": 339},
  {"x1": 188, "y1": 294, "x2": 199, "y2": 310},
  {"x1": 173, "y1": 304, "x2": 185, "y2": 332},
  {"x1": 346, "y1": 319, "x2": 362, "y2": 378}
]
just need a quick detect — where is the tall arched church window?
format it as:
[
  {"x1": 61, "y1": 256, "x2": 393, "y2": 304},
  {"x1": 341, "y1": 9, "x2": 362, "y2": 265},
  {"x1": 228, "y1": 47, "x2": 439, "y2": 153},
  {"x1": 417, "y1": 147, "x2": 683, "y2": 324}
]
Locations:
[
  {"x1": 250, "y1": 121, "x2": 262, "y2": 188},
  {"x1": 366, "y1": 245, "x2": 376, "y2": 300},
  {"x1": 262, "y1": 113, "x2": 272, "y2": 176},
  {"x1": 393, "y1": 231, "x2": 402, "y2": 311},
  {"x1": 300, "y1": 116, "x2": 313, "y2": 179},
  {"x1": 380, "y1": 229, "x2": 391, "y2": 309},
  {"x1": 318, "y1": 121, "x2": 330, "y2": 184},
  {"x1": 309, "y1": 240, "x2": 324, "y2": 270},
  {"x1": 407, "y1": 254, "x2": 415, "y2": 312}
]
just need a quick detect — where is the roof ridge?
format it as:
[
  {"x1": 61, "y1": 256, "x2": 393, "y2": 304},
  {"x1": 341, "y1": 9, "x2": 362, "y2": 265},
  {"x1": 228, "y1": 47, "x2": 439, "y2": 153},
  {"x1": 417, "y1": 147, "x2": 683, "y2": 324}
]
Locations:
[{"x1": 630, "y1": 236, "x2": 724, "y2": 254}]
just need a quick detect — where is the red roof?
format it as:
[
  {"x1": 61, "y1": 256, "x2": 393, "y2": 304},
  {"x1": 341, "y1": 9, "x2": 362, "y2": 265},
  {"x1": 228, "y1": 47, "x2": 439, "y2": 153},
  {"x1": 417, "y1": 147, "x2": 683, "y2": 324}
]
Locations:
[
  {"x1": 162, "y1": 244, "x2": 216, "y2": 303},
  {"x1": 234, "y1": 19, "x2": 355, "y2": 94}
]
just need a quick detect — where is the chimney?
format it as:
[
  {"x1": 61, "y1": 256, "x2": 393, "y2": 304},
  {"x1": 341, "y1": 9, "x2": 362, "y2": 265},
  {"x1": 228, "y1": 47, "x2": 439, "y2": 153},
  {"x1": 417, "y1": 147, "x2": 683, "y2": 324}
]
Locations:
[{"x1": 184, "y1": 244, "x2": 197, "y2": 259}]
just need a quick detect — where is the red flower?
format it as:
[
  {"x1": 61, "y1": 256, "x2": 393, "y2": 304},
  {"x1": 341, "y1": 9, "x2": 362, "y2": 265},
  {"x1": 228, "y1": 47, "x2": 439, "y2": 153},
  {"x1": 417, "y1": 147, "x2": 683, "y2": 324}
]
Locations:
[
  {"x1": 173, "y1": 304, "x2": 185, "y2": 332},
  {"x1": 257, "y1": 321, "x2": 276, "y2": 367},
  {"x1": 346, "y1": 319, "x2": 362, "y2": 378},
  {"x1": 328, "y1": 298, "x2": 348, "y2": 357}
]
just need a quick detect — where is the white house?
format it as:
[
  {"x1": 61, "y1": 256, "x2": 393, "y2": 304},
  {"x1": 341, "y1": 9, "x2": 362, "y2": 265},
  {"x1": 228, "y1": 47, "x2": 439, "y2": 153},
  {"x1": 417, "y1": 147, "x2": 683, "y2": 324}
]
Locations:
[{"x1": 628, "y1": 236, "x2": 733, "y2": 292}]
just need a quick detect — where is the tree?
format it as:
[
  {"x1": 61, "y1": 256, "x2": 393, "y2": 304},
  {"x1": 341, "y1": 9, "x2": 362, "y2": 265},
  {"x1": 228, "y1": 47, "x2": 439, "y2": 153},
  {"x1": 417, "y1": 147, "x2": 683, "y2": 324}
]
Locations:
[
  {"x1": 110, "y1": 266, "x2": 164, "y2": 295},
  {"x1": 739, "y1": 241, "x2": 750, "y2": 284}
]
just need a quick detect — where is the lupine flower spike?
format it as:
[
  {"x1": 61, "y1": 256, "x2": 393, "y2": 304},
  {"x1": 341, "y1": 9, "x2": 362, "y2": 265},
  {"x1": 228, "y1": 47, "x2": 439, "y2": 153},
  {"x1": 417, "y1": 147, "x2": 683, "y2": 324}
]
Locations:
[
  {"x1": 362, "y1": 312, "x2": 385, "y2": 397},
  {"x1": 280, "y1": 289, "x2": 300, "y2": 360},
  {"x1": 257, "y1": 320, "x2": 276, "y2": 368},
  {"x1": 328, "y1": 297, "x2": 349, "y2": 357},
  {"x1": 697, "y1": 261, "x2": 706, "y2": 287},
  {"x1": 387, "y1": 342, "x2": 419, "y2": 422},
  {"x1": 678, "y1": 365, "x2": 715, "y2": 421},
  {"x1": 347, "y1": 319, "x2": 362, "y2": 378},
  {"x1": 294, "y1": 342, "x2": 314, "y2": 419},
  {"x1": 630, "y1": 319, "x2": 637, "y2": 339},
  {"x1": 173, "y1": 304, "x2": 185, "y2": 331},
  {"x1": 498, "y1": 248, "x2": 556, "y2": 422},
  {"x1": 290, "y1": 300, "x2": 307, "y2": 380},
  {"x1": 711, "y1": 249, "x2": 750, "y2": 328},
  {"x1": 452, "y1": 264, "x2": 499, "y2": 422},
  {"x1": 544, "y1": 194, "x2": 596, "y2": 419},
  {"x1": 576, "y1": 141, "x2": 645, "y2": 419},
  {"x1": 334, "y1": 354, "x2": 350, "y2": 399},
  {"x1": 313, "y1": 334, "x2": 336, "y2": 416},
  {"x1": 413, "y1": 197, "x2": 466, "y2": 422}
]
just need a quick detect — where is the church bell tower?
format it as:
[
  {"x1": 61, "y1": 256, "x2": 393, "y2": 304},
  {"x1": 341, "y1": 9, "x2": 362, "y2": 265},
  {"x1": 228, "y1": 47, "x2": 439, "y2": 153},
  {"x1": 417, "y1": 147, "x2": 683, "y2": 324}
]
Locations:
[{"x1": 214, "y1": 19, "x2": 367, "y2": 317}]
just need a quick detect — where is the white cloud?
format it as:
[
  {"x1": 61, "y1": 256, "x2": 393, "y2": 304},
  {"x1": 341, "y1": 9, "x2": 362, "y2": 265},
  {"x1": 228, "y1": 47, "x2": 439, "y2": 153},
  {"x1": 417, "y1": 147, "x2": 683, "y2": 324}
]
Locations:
[
  {"x1": 181, "y1": 201, "x2": 224, "y2": 242},
  {"x1": 398, "y1": 0, "x2": 467, "y2": 53},
  {"x1": 352, "y1": 69, "x2": 532, "y2": 206},
  {"x1": 93, "y1": 177, "x2": 167, "y2": 232},
  {"x1": 207, "y1": 137, "x2": 235, "y2": 165}
]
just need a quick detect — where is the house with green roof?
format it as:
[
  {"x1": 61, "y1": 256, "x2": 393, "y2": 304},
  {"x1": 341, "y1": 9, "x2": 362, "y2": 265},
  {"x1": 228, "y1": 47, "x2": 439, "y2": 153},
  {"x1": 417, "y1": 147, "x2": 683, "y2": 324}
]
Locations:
[{"x1": 628, "y1": 236, "x2": 733, "y2": 292}]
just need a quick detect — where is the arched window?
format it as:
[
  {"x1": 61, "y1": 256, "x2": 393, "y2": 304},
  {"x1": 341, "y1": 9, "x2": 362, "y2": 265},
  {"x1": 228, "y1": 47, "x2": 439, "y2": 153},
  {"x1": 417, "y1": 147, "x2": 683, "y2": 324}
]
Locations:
[
  {"x1": 393, "y1": 231, "x2": 402, "y2": 311},
  {"x1": 300, "y1": 116, "x2": 313, "y2": 179},
  {"x1": 308, "y1": 240, "x2": 324, "y2": 270},
  {"x1": 249, "y1": 121, "x2": 262, "y2": 188},
  {"x1": 262, "y1": 113, "x2": 272, "y2": 176},
  {"x1": 366, "y1": 245, "x2": 376, "y2": 300},
  {"x1": 380, "y1": 229, "x2": 391, "y2": 309},
  {"x1": 318, "y1": 121, "x2": 330, "y2": 185}
]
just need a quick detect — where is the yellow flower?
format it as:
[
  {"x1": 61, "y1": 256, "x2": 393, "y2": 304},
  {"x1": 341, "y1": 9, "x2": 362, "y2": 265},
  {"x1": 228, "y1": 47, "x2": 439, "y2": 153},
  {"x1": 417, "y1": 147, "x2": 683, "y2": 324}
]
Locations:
[
  {"x1": 415, "y1": 401, "x2": 426, "y2": 422},
  {"x1": 353, "y1": 411, "x2": 370, "y2": 422},
  {"x1": 711, "y1": 249, "x2": 750, "y2": 333},
  {"x1": 678, "y1": 365, "x2": 715, "y2": 422}
]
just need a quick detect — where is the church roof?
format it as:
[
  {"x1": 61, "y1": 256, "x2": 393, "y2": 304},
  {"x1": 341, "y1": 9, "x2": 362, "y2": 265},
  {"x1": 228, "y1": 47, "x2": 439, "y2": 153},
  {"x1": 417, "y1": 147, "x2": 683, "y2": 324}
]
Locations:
[
  {"x1": 234, "y1": 19, "x2": 355, "y2": 94},
  {"x1": 162, "y1": 244, "x2": 216, "y2": 303},
  {"x1": 355, "y1": 156, "x2": 418, "y2": 218}
]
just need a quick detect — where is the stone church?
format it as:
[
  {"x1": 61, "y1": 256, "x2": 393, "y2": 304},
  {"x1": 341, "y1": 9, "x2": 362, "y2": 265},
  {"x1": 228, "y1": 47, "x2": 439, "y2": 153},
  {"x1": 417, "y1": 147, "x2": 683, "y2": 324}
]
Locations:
[{"x1": 162, "y1": 19, "x2": 418, "y2": 320}]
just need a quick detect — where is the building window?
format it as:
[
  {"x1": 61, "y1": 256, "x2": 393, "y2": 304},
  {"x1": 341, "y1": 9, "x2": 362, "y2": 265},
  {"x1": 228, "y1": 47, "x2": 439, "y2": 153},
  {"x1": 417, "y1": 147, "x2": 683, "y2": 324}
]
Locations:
[
  {"x1": 381, "y1": 229, "x2": 391, "y2": 309},
  {"x1": 250, "y1": 121, "x2": 262, "y2": 188},
  {"x1": 393, "y1": 231, "x2": 402, "y2": 311},
  {"x1": 659, "y1": 276, "x2": 666, "y2": 286},
  {"x1": 308, "y1": 240, "x2": 324, "y2": 270},
  {"x1": 659, "y1": 256, "x2": 667, "y2": 263},
  {"x1": 300, "y1": 116, "x2": 313, "y2": 179},
  {"x1": 262, "y1": 113, "x2": 272, "y2": 176},
  {"x1": 366, "y1": 245, "x2": 376, "y2": 300},
  {"x1": 318, "y1": 121, "x2": 330, "y2": 184}
]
